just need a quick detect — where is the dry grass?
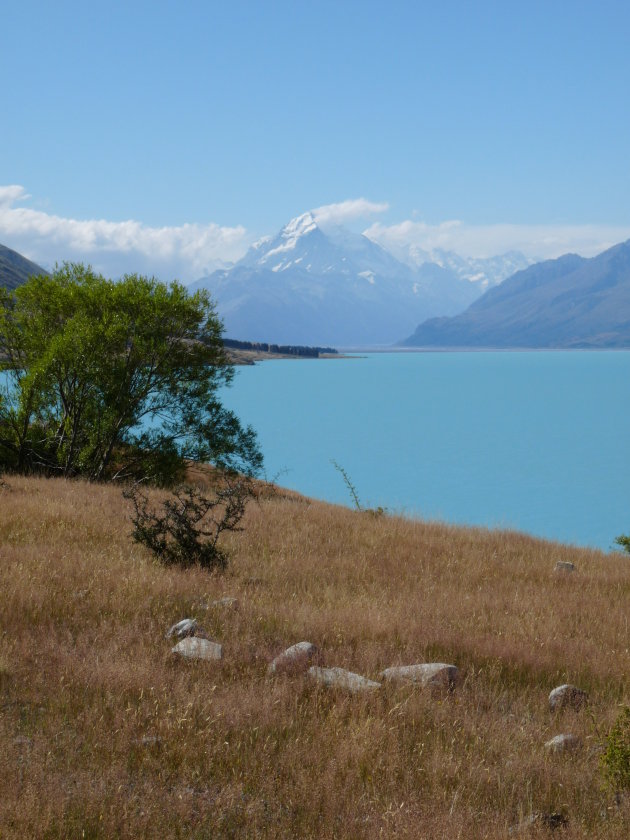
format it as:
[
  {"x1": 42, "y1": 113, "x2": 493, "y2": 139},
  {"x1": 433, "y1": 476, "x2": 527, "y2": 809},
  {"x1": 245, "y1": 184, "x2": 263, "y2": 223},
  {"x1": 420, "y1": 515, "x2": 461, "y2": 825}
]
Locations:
[{"x1": 0, "y1": 474, "x2": 629, "y2": 838}]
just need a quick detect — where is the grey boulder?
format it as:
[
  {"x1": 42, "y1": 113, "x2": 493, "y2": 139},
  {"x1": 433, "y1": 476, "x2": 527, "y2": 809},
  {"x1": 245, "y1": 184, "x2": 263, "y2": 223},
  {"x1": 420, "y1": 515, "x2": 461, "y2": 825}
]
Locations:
[
  {"x1": 549, "y1": 684, "x2": 588, "y2": 712},
  {"x1": 555, "y1": 561, "x2": 576, "y2": 573},
  {"x1": 308, "y1": 666, "x2": 380, "y2": 693},
  {"x1": 380, "y1": 663, "x2": 459, "y2": 691},
  {"x1": 545, "y1": 733, "x2": 581, "y2": 753},
  {"x1": 213, "y1": 597, "x2": 239, "y2": 610},
  {"x1": 172, "y1": 637, "x2": 223, "y2": 661},
  {"x1": 166, "y1": 618, "x2": 198, "y2": 639},
  {"x1": 268, "y1": 641, "x2": 319, "y2": 675}
]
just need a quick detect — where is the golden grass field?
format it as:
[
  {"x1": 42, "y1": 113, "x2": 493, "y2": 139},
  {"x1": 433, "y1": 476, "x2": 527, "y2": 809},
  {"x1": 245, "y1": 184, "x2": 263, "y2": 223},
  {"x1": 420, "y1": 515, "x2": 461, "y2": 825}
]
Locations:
[{"x1": 1, "y1": 474, "x2": 629, "y2": 838}]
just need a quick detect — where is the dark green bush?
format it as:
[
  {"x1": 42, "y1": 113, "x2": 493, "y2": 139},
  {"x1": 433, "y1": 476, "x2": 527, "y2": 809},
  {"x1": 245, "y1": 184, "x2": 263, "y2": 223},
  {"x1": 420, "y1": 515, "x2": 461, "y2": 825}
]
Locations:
[{"x1": 124, "y1": 475, "x2": 255, "y2": 570}]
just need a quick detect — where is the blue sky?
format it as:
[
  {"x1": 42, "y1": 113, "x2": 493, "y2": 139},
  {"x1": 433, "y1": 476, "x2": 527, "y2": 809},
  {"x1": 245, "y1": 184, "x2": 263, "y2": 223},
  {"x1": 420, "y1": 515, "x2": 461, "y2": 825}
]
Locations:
[{"x1": 2, "y1": 0, "x2": 630, "y2": 280}]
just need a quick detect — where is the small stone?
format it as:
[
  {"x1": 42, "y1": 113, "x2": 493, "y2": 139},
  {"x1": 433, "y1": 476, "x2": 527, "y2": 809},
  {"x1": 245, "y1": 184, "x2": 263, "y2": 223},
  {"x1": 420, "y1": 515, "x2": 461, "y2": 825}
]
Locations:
[
  {"x1": 545, "y1": 733, "x2": 581, "y2": 753},
  {"x1": 137, "y1": 735, "x2": 162, "y2": 747},
  {"x1": 172, "y1": 637, "x2": 223, "y2": 661},
  {"x1": 509, "y1": 811, "x2": 568, "y2": 834},
  {"x1": 380, "y1": 663, "x2": 459, "y2": 691},
  {"x1": 166, "y1": 618, "x2": 198, "y2": 639},
  {"x1": 268, "y1": 641, "x2": 318, "y2": 675},
  {"x1": 212, "y1": 597, "x2": 239, "y2": 610},
  {"x1": 549, "y1": 684, "x2": 588, "y2": 712},
  {"x1": 555, "y1": 561, "x2": 576, "y2": 573},
  {"x1": 308, "y1": 666, "x2": 380, "y2": 693}
]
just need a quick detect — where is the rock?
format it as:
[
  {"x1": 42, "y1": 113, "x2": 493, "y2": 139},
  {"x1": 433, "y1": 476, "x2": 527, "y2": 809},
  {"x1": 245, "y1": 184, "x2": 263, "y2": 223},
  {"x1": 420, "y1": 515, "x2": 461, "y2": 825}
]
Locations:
[
  {"x1": 166, "y1": 618, "x2": 198, "y2": 639},
  {"x1": 549, "y1": 684, "x2": 588, "y2": 712},
  {"x1": 509, "y1": 811, "x2": 568, "y2": 834},
  {"x1": 172, "y1": 637, "x2": 223, "y2": 661},
  {"x1": 137, "y1": 735, "x2": 162, "y2": 747},
  {"x1": 268, "y1": 641, "x2": 318, "y2": 675},
  {"x1": 545, "y1": 733, "x2": 581, "y2": 753},
  {"x1": 380, "y1": 663, "x2": 459, "y2": 691},
  {"x1": 212, "y1": 597, "x2": 239, "y2": 610},
  {"x1": 555, "y1": 561, "x2": 576, "y2": 573},
  {"x1": 308, "y1": 666, "x2": 380, "y2": 693}
]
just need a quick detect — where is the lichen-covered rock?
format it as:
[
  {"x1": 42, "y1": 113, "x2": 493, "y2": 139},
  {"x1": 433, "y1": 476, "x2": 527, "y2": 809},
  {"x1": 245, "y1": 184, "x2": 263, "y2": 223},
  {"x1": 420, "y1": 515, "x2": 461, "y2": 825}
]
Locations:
[
  {"x1": 171, "y1": 637, "x2": 223, "y2": 661},
  {"x1": 212, "y1": 597, "x2": 239, "y2": 610},
  {"x1": 165, "y1": 618, "x2": 198, "y2": 639},
  {"x1": 545, "y1": 733, "x2": 581, "y2": 753},
  {"x1": 549, "y1": 684, "x2": 588, "y2": 712},
  {"x1": 555, "y1": 561, "x2": 576, "y2": 573},
  {"x1": 380, "y1": 663, "x2": 459, "y2": 691},
  {"x1": 268, "y1": 641, "x2": 319, "y2": 675},
  {"x1": 308, "y1": 666, "x2": 380, "y2": 693}
]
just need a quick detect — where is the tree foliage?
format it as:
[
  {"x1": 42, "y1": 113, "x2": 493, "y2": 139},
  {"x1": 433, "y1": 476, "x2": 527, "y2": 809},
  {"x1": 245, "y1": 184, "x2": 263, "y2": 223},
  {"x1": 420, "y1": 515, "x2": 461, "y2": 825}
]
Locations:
[
  {"x1": 614, "y1": 534, "x2": 630, "y2": 554},
  {"x1": 0, "y1": 263, "x2": 262, "y2": 482}
]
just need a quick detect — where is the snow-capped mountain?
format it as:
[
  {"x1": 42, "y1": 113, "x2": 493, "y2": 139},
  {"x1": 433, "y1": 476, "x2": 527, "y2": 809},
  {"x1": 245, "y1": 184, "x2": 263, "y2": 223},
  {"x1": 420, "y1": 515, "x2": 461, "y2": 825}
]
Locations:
[
  {"x1": 366, "y1": 238, "x2": 533, "y2": 291},
  {"x1": 191, "y1": 213, "x2": 486, "y2": 346}
]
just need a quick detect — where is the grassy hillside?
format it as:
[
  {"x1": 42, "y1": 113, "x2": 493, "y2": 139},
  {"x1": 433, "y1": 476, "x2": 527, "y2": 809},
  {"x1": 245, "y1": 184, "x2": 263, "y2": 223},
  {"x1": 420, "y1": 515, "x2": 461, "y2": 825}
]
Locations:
[{"x1": 1, "y1": 475, "x2": 629, "y2": 838}]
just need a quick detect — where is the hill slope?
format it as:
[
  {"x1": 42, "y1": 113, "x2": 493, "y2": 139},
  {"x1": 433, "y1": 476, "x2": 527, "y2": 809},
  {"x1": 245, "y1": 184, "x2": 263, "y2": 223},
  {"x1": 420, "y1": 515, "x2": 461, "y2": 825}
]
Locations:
[
  {"x1": 403, "y1": 239, "x2": 630, "y2": 348},
  {"x1": 0, "y1": 243, "x2": 46, "y2": 290},
  {"x1": 0, "y1": 475, "x2": 628, "y2": 837}
]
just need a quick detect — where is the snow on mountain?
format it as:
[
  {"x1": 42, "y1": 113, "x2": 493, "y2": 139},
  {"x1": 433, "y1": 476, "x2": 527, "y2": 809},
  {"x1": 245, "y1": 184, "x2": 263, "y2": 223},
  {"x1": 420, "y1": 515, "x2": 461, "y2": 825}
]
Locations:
[
  {"x1": 190, "y1": 213, "x2": 493, "y2": 346},
  {"x1": 367, "y1": 236, "x2": 533, "y2": 291}
]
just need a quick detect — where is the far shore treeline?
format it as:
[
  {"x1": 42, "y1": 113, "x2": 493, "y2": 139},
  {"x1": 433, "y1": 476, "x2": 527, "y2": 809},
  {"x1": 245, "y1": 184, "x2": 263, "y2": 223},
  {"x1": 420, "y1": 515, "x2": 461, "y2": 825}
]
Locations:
[{"x1": 221, "y1": 337, "x2": 337, "y2": 357}]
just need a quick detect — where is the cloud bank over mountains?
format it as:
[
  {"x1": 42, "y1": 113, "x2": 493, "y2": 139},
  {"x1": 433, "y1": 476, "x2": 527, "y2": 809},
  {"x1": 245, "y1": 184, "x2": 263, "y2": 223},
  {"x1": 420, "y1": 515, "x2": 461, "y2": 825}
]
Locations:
[
  {"x1": 1, "y1": 185, "x2": 629, "y2": 283},
  {"x1": 365, "y1": 219, "x2": 630, "y2": 263},
  {"x1": 0, "y1": 186, "x2": 249, "y2": 281}
]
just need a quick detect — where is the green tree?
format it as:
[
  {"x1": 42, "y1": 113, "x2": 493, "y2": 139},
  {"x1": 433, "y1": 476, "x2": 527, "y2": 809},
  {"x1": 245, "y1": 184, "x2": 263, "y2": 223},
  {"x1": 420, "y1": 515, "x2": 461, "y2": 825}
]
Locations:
[
  {"x1": 614, "y1": 534, "x2": 630, "y2": 554},
  {"x1": 0, "y1": 263, "x2": 262, "y2": 482}
]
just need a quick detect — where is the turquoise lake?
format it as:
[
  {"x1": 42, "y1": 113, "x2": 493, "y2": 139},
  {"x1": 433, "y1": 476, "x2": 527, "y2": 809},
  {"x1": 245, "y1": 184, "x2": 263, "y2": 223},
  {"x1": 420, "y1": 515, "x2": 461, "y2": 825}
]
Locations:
[{"x1": 221, "y1": 351, "x2": 630, "y2": 551}]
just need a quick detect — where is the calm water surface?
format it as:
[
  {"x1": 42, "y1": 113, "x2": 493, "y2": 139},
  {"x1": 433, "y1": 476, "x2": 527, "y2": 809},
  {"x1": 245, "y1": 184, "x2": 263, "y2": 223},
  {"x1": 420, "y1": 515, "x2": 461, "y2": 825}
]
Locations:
[{"x1": 222, "y1": 351, "x2": 630, "y2": 551}]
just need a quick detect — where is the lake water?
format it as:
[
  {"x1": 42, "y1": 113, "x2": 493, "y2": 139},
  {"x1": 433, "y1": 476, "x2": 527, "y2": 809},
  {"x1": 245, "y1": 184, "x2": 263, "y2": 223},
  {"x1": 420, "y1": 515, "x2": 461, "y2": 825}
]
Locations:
[{"x1": 221, "y1": 351, "x2": 630, "y2": 551}]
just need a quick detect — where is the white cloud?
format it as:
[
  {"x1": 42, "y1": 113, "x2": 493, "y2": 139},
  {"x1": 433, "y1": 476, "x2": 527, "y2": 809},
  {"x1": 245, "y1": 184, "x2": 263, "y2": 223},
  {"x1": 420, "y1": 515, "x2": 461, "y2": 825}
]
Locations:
[
  {"x1": 311, "y1": 198, "x2": 389, "y2": 227},
  {"x1": 0, "y1": 185, "x2": 250, "y2": 282},
  {"x1": 4, "y1": 186, "x2": 629, "y2": 283},
  {"x1": 364, "y1": 218, "x2": 630, "y2": 261}
]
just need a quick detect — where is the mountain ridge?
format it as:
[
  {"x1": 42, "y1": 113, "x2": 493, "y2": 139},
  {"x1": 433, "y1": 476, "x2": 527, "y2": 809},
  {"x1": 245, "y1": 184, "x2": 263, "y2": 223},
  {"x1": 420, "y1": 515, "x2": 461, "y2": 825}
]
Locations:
[
  {"x1": 0, "y1": 243, "x2": 47, "y2": 290},
  {"x1": 402, "y1": 240, "x2": 630, "y2": 348}
]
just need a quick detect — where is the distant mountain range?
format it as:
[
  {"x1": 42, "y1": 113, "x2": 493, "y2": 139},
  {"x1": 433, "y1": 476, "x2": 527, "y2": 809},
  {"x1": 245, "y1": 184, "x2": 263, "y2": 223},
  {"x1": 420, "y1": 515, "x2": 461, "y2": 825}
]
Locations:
[
  {"x1": 6, "y1": 227, "x2": 628, "y2": 349},
  {"x1": 0, "y1": 243, "x2": 46, "y2": 290},
  {"x1": 402, "y1": 239, "x2": 630, "y2": 348},
  {"x1": 191, "y1": 213, "x2": 530, "y2": 346}
]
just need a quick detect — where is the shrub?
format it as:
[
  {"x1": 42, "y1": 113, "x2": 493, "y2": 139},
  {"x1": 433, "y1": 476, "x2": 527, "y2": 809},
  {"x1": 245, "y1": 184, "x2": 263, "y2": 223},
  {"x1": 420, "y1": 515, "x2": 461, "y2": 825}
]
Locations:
[
  {"x1": 600, "y1": 706, "x2": 630, "y2": 794},
  {"x1": 124, "y1": 474, "x2": 255, "y2": 570},
  {"x1": 614, "y1": 534, "x2": 630, "y2": 554}
]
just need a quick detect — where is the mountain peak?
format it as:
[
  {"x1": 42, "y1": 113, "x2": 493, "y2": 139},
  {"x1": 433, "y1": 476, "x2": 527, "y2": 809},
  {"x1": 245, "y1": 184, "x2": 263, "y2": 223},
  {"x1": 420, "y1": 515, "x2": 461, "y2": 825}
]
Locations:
[{"x1": 281, "y1": 211, "x2": 318, "y2": 239}]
